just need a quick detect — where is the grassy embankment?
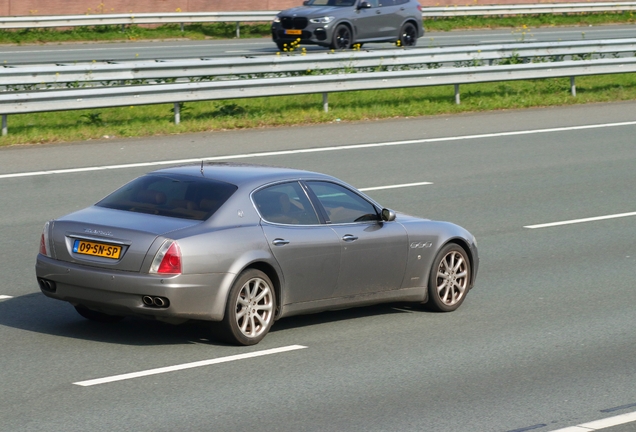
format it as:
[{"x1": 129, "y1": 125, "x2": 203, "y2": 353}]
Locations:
[{"x1": 0, "y1": 12, "x2": 635, "y2": 145}]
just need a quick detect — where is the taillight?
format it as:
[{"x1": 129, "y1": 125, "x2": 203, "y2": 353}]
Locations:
[
  {"x1": 39, "y1": 221, "x2": 51, "y2": 257},
  {"x1": 150, "y1": 240, "x2": 182, "y2": 275},
  {"x1": 417, "y1": 4, "x2": 422, "y2": 11}
]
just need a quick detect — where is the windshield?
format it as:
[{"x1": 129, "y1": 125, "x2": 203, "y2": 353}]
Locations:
[
  {"x1": 304, "y1": 0, "x2": 357, "y2": 6},
  {"x1": 96, "y1": 174, "x2": 237, "y2": 221}
]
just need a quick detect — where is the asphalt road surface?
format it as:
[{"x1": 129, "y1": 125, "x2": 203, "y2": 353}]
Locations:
[
  {"x1": 1, "y1": 102, "x2": 636, "y2": 431},
  {"x1": 0, "y1": 24, "x2": 634, "y2": 64}
]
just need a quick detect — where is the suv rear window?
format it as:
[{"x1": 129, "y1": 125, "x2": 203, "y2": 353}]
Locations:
[{"x1": 96, "y1": 174, "x2": 237, "y2": 221}]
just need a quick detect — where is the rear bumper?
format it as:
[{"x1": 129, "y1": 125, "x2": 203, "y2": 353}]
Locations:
[{"x1": 35, "y1": 255, "x2": 234, "y2": 322}]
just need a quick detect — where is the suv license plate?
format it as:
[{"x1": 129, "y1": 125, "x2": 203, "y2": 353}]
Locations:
[
  {"x1": 73, "y1": 240, "x2": 122, "y2": 259},
  {"x1": 285, "y1": 30, "x2": 302, "y2": 35}
]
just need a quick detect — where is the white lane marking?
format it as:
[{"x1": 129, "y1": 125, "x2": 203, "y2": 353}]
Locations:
[
  {"x1": 483, "y1": 39, "x2": 538, "y2": 43},
  {"x1": 0, "y1": 295, "x2": 13, "y2": 300},
  {"x1": 359, "y1": 182, "x2": 433, "y2": 191},
  {"x1": 2, "y1": 121, "x2": 636, "y2": 180},
  {"x1": 551, "y1": 410, "x2": 636, "y2": 431},
  {"x1": 524, "y1": 212, "x2": 636, "y2": 229},
  {"x1": 0, "y1": 42, "x2": 268, "y2": 55},
  {"x1": 73, "y1": 344, "x2": 307, "y2": 387},
  {"x1": 392, "y1": 307, "x2": 416, "y2": 313},
  {"x1": 549, "y1": 428, "x2": 589, "y2": 432},
  {"x1": 435, "y1": 27, "x2": 632, "y2": 39}
]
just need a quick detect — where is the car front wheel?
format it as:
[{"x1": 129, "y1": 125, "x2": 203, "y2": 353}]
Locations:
[
  {"x1": 220, "y1": 269, "x2": 276, "y2": 345},
  {"x1": 331, "y1": 24, "x2": 352, "y2": 50},
  {"x1": 426, "y1": 244, "x2": 471, "y2": 312},
  {"x1": 399, "y1": 22, "x2": 418, "y2": 47}
]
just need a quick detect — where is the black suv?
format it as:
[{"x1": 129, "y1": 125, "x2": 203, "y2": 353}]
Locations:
[{"x1": 271, "y1": 0, "x2": 424, "y2": 50}]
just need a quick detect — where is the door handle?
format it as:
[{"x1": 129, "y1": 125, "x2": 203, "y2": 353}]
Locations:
[
  {"x1": 342, "y1": 234, "x2": 358, "y2": 242},
  {"x1": 272, "y1": 238, "x2": 290, "y2": 246},
  {"x1": 376, "y1": 10, "x2": 381, "y2": 14}
]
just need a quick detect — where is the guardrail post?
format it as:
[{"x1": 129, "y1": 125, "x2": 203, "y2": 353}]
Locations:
[
  {"x1": 322, "y1": 93, "x2": 329, "y2": 112},
  {"x1": 236, "y1": 22, "x2": 240, "y2": 38},
  {"x1": 2, "y1": 115, "x2": 7, "y2": 136},
  {"x1": 454, "y1": 84, "x2": 460, "y2": 105},
  {"x1": 570, "y1": 76, "x2": 576, "y2": 96},
  {"x1": 180, "y1": 23, "x2": 184, "y2": 32},
  {"x1": 174, "y1": 102, "x2": 181, "y2": 125}
]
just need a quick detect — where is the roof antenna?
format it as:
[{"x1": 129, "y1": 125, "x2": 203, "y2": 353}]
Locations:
[{"x1": 200, "y1": 160, "x2": 204, "y2": 176}]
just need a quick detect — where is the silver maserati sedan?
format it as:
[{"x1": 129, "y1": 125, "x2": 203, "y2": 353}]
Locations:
[{"x1": 36, "y1": 163, "x2": 478, "y2": 345}]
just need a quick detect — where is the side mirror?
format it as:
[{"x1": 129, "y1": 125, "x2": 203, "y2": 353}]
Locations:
[
  {"x1": 358, "y1": 1, "x2": 372, "y2": 8},
  {"x1": 381, "y1": 208, "x2": 396, "y2": 222},
  {"x1": 303, "y1": 0, "x2": 310, "y2": 5}
]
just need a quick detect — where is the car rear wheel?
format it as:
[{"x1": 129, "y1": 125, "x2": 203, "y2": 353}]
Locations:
[
  {"x1": 331, "y1": 24, "x2": 352, "y2": 50},
  {"x1": 399, "y1": 22, "x2": 418, "y2": 47},
  {"x1": 220, "y1": 269, "x2": 276, "y2": 346},
  {"x1": 74, "y1": 305, "x2": 124, "y2": 323},
  {"x1": 425, "y1": 244, "x2": 470, "y2": 312}
]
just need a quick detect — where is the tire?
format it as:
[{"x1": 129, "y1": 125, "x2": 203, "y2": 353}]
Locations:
[
  {"x1": 398, "y1": 22, "x2": 418, "y2": 47},
  {"x1": 276, "y1": 42, "x2": 287, "y2": 51},
  {"x1": 330, "y1": 24, "x2": 353, "y2": 50},
  {"x1": 74, "y1": 305, "x2": 124, "y2": 323},
  {"x1": 425, "y1": 244, "x2": 471, "y2": 312},
  {"x1": 220, "y1": 269, "x2": 276, "y2": 346}
]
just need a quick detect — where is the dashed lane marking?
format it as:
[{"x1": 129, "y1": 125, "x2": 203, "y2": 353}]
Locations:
[
  {"x1": 359, "y1": 182, "x2": 433, "y2": 191},
  {"x1": 524, "y1": 212, "x2": 636, "y2": 229},
  {"x1": 551, "y1": 409, "x2": 636, "y2": 431},
  {"x1": 73, "y1": 345, "x2": 307, "y2": 387}
]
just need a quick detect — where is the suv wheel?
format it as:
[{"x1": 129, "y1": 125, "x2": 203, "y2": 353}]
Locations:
[
  {"x1": 399, "y1": 22, "x2": 418, "y2": 47},
  {"x1": 331, "y1": 24, "x2": 352, "y2": 50}
]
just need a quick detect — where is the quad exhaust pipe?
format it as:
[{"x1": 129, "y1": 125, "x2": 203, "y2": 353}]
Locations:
[{"x1": 142, "y1": 295, "x2": 170, "y2": 308}]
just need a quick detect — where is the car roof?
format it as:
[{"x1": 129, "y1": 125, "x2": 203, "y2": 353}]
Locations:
[{"x1": 150, "y1": 163, "x2": 336, "y2": 188}]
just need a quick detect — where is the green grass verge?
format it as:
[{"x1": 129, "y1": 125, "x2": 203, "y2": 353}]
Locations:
[
  {"x1": 0, "y1": 11, "x2": 634, "y2": 44},
  {"x1": 0, "y1": 23, "x2": 272, "y2": 44},
  {"x1": 2, "y1": 73, "x2": 635, "y2": 146},
  {"x1": 423, "y1": 11, "x2": 636, "y2": 31}
]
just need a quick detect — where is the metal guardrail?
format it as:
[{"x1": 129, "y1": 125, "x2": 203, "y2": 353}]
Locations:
[
  {"x1": 0, "y1": 2, "x2": 635, "y2": 32},
  {"x1": 3, "y1": 39, "x2": 636, "y2": 86},
  {"x1": 1, "y1": 39, "x2": 635, "y2": 135}
]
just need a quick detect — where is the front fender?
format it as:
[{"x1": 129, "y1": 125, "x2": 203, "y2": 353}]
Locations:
[{"x1": 399, "y1": 219, "x2": 478, "y2": 290}]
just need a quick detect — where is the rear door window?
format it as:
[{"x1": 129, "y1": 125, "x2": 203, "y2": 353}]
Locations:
[
  {"x1": 252, "y1": 182, "x2": 320, "y2": 225},
  {"x1": 96, "y1": 174, "x2": 237, "y2": 221}
]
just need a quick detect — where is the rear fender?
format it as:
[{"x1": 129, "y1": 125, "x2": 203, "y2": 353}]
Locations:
[{"x1": 215, "y1": 250, "x2": 284, "y2": 321}]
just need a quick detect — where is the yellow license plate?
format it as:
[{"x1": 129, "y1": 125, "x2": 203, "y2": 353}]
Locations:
[
  {"x1": 73, "y1": 240, "x2": 122, "y2": 259},
  {"x1": 285, "y1": 29, "x2": 302, "y2": 35}
]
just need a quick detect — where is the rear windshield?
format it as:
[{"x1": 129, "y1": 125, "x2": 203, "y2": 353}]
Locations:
[{"x1": 96, "y1": 174, "x2": 238, "y2": 221}]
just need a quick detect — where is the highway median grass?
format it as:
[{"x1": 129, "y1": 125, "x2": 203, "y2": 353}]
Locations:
[{"x1": 2, "y1": 73, "x2": 635, "y2": 146}]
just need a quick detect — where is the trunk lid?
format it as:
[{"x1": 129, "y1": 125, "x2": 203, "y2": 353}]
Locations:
[{"x1": 50, "y1": 206, "x2": 200, "y2": 272}]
